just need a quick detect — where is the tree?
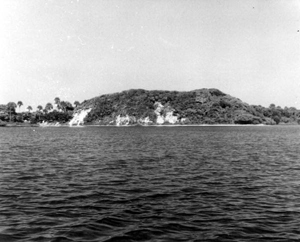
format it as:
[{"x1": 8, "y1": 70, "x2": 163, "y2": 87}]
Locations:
[
  {"x1": 45, "y1": 103, "x2": 53, "y2": 113},
  {"x1": 60, "y1": 101, "x2": 73, "y2": 112},
  {"x1": 54, "y1": 97, "x2": 61, "y2": 110},
  {"x1": 17, "y1": 101, "x2": 23, "y2": 112},
  {"x1": 36, "y1": 105, "x2": 43, "y2": 122},
  {"x1": 60, "y1": 101, "x2": 67, "y2": 112},
  {"x1": 273, "y1": 115, "x2": 280, "y2": 124},
  {"x1": 37, "y1": 105, "x2": 43, "y2": 112},
  {"x1": 269, "y1": 104, "x2": 276, "y2": 109},
  {"x1": 74, "y1": 101, "x2": 80, "y2": 107},
  {"x1": 54, "y1": 97, "x2": 60, "y2": 104},
  {"x1": 7, "y1": 102, "x2": 17, "y2": 122},
  {"x1": 27, "y1": 106, "x2": 32, "y2": 113}
]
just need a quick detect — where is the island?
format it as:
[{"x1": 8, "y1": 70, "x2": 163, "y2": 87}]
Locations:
[{"x1": 1, "y1": 88, "x2": 300, "y2": 126}]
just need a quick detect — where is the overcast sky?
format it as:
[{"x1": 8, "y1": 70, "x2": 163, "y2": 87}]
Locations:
[{"x1": 1, "y1": 0, "x2": 300, "y2": 110}]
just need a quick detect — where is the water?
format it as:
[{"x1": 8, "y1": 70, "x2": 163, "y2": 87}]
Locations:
[{"x1": 1, "y1": 126, "x2": 300, "y2": 242}]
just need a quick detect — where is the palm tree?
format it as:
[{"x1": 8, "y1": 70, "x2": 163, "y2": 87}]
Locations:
[
  {"x1": 54, "y1": 97, "x2": 60, "y2": 103},
  {"x1": 60, "y1": 101, "x2": 67, "y2": 112},
  {"x1": 54, "y1": 97, "x2": 61, "y2": 110},
  {"x1": 7, "y1": 102, "x2": 17, "y2": 122},
  {"x1": 37, "y1": 105, "x2": 43, "y2": 122},
  {"x1": 45, "y1": 103, "x2": 53, "y2": 113},
  {"x1": 17, "y1": 101, "x2": 23, "y2": 112},
  {"x1": 74, "y1": 101, "x2": 80, "y2": 107},
  {"x1": 37, "y1": 105, "x2": 43, "y2": 112},
  {"x1": 27, "y1": 106, "x2": 32, "y2": 113}
]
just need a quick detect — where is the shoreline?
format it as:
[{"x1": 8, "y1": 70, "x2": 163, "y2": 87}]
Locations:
[
  {"x1": 0, "y1": 122, "x2": 39, "y2": 127},
  {"x1": 80, "y1": 123, "x2": 269, "y2": 127},
  {"x1": 2, "y1": 121, "x2": 299, "y2": 128}
]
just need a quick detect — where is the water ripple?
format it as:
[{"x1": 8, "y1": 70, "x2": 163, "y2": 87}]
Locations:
[{"x1": 1, "y1": 126, "x2": 300, "y2": 241}]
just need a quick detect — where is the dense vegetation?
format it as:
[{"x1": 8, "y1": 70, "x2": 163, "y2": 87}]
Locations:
[
  {"x1": 0, "y1": 98, "x2": 77, "y2": 124},
  {"x1": 76, "y1": 88, "x2": 300, "y2": 125},
  {"x1": 2, "y1": 88, "x2": 300, "y2": 125}
]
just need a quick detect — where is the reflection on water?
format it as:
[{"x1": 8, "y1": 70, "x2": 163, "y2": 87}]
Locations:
[{"x1": 1, "y1": 126, "x2": 300, "y2": 241}]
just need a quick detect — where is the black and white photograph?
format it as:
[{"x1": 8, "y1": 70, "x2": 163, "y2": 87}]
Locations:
[{"x1": 1, "y1": 0, "x2": 300, "y2": 241}]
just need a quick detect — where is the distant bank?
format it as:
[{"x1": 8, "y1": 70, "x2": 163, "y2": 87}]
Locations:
[
  {"x1": 73, "y1": 88, "x2": 300, "y2": 126},
  {"x1": 1, "y1": 88, "x2": 300, "y2": 126}
]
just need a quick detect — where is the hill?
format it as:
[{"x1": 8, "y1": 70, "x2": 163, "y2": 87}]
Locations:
[{"x1": 74, "y1": 88, "x2": 300, "y2": 125}]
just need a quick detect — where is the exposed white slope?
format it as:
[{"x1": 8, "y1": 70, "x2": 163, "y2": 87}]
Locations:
[
  {"x1": 69, "y1": 108, "x2": 92, "y2": 126},
  {"x1": 116, "y1": 115, "x2": 130, "y2": 126},
  {"x1": 154, "y1": 102, "x2": 178, "y2": 124},
  {"x1": 138, "y1": 117, "x2": 153, "y2": 125}
]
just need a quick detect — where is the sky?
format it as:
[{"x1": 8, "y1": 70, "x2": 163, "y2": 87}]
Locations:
[{"x1": 1, "y1": 0, "x2": 300, "y2": 111}]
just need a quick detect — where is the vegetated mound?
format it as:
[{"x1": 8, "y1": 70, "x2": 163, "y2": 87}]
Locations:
[{"x1": 75, "y1": 88, "x2": 299, "y2": 125}]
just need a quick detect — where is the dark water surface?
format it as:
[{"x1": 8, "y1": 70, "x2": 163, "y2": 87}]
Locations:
[{"x1": 1, "y1": 126, "x2": 300, "y2": 242}]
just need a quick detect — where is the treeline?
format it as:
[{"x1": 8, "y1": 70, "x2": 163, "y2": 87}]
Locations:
[
  {"x1": 0, "y1": 98, "x2": 80, "y2": 123},
  {"x1": 80, "y1": 89, "x2": 300, "y2": 125},
  {"x1": 2, "y1": 89, "x2": 300, "y2": 125}
]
